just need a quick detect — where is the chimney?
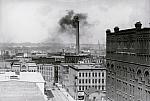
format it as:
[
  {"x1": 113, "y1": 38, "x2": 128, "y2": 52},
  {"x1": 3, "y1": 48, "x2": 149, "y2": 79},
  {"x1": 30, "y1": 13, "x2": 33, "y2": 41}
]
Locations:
[
  {"x1": 135, "y1": 21, "x2": 142, "y2": 29},
  {"x1": 114, "y1": 26, "x2": 119, "y2": 32},
  {"x1": 73, "y1": 16, "x2": 80, "y2": 54},
  {"x1": 106, "y1": 29, "x2": 111, "y2": 34}
]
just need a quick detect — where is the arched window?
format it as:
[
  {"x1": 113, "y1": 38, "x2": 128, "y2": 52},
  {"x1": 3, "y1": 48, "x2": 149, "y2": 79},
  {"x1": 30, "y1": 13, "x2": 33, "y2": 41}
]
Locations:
[
  {"x1": 137, "y1": 69, "x2": 142, "y2": 81},
  {"x1": 144, "y1": 71, "x2": 149, "y2": 78},
  {"x1": 137, "y1": 69, "x2": 142, "y2": 76},
  {"x1": 111, "y1": 64, "x2": 114, "y2": 71},
  {"x1": 107, "y1": 63, "x2": 110, "y2": 67}
]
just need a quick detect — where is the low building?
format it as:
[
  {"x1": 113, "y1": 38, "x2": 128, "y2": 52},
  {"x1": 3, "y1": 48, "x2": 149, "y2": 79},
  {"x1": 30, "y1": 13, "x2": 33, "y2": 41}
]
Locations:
[
  {"x1": 11, "y1": 61, "x2": 37, "y2": 72},
  {"x1": 79, "y1": 56, "x2": 105, "y2": 64},
  {"x1": 12, "y1": 62, "x2": 21, "y2": 72},
  {"x1": 51, "y1": 56, "x2": 65, "y2": 63},
  {"x1": 62, "y1": 64, "x2": 106, "y2": 100},
  {"x1": 31, "y1": 51, "x2": 47, "y2": 58},
  {"x1": 32, "y1": 57, "x2": 55, "y2": 64},
  {"x1": 64, "y1": 54, "x2": 90, "y2": 63},
  {"x1": 26, "y1": 62, "x2": 38, "y2": 72},
  {"x1": 0, "y1": 61, "x2": 12, "y2": 72}
]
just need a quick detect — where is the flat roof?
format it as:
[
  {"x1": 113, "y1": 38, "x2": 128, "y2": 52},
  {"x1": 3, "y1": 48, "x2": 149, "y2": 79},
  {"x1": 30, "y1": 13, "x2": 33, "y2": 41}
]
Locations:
[
  {"x1": 0, "y1": 81, "x2": 45, "y2": 101},
  {"x1": 27, "y1": 62, "x2": 37, "y2": 67},
  {"x1": 0, "y1": 72, "x2": 45, "y2": 83},
  {"x1": 51, "y1": 56, "x2": 64, "y2": 58},
  {"x1": 108, "y1": 28, "x2": 150, "y2": 35},
  {"x1": 70, "y1": 64, "x2": 106, "y2": 71}
]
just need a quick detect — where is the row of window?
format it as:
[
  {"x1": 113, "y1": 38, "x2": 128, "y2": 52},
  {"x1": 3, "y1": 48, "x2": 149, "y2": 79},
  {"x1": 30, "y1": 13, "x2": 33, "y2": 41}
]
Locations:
[
  {"x1": 78, "y1": 85, "x2": 105, "y2": 91},
  {"x1": 83, "y1": 59, "x2": 103, "y2": 63},
  {"x1": 43, "y1": 76, "x2": 53, "y2": 82},
  {"x1": 115, "y1": 89, "x2": 150, "y2": 101},
  {"x1": 78, "y1": 79, "x2": 105, "y2": 84},
  {"x1": 39, "y1": 71, "x2": 53, "y2": 75},
  {"x1": 108, "y1": 75, "x2": 150, "y2": 101},
  {"x1": 79, "y1": 72, "x2": 105, "y2": 77},
  {"x1": 11, "y1": 70, "x2": 37, "y2": 72},
  {"x1": 38, "y1": 67, "x2": 53, "y2": 71}
]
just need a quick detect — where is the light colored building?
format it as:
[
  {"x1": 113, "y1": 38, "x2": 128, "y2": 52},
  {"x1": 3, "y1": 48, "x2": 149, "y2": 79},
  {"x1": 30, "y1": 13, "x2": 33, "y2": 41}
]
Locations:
[
  {"x1": 0, "y1": 61, "x2": 12, "y2": 72},
  {"x1": 31, "y1": 51, "x2": 47, "y2": 58},
  {"x1": 78, "y1": 56, "x2": 105, "y2": 64},
  {"x1": 12, "y1": 61, "x2": 37, "y2": 72},
  {"x1": 62, "y1": 64, "x2": 106, "y2": 100},
  {"x1": 0, "y1": 72, "x2": 45, "y2": 101},
  {"x1": 26, "y1": 62, "x2": 38, "y2": 72},
  {"x1": 37, "y1": 64, "x2": 54, "y2": 87},
  {"x1": 51, "y1": 56, "x2": 65, "y2": 63},
  {"x1": 12, "y1": 62, "x2": 21, "y2": 72}
]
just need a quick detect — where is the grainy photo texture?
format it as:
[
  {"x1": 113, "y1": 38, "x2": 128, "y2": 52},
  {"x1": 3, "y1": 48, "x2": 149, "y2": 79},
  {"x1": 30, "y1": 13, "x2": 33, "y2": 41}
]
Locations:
[{"x1": 0, "y1": 0, "x2": 150, "y2": 101}]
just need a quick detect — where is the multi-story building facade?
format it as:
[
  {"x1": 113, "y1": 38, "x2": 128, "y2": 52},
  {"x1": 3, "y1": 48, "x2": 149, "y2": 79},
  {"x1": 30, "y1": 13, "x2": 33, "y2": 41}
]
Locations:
[
  {"x1": 37, "y1": 64, "x2": 54, "y2": 86},
  {"x1": 11, "y1": 62, "x2": 21, "y2": 72},
  {"x1": 62, "y1": 64, "x2": 106, "y2": 100},
  {"x1": 26, "y1": 62, "x2": 38, "y2": 72},
  {"x1": 0, "y1": 61, "x2": 12, "y2": 72},
  {"x1": 106, "y1": 22, "x2": 150, "y2": 101}
]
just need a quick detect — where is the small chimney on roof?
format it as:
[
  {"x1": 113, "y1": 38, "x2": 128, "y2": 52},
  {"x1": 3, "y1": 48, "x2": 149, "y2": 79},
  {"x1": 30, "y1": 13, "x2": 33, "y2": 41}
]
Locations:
[
  {"x1": 135, "y1": 21, "x2": 142, "y2": 29},
  {"x1": 114, "y1": 26, "x2": 119, "y2": 32}
]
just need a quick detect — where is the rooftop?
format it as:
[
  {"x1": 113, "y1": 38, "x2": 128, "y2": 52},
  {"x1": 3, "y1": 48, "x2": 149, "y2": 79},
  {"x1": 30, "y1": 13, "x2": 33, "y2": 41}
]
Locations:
[
  {"x1": 0, "y1": 72, "x2": 45, "y2": 83},
  {"x1": 26, "y1": 62, "x2": 37, "y2": 67},
  {"x1": 107, "y1": 27, "x2": 150, "y2": 35},
  {"x1": 0, "y1": 81, "x2": 45, "y2": 101},
  {"x1": 51, "y1": 56, "x2": 64, "y2": 58},
  {"x1": 70, "y1": 64, "x2": 106, "y2": 70}
]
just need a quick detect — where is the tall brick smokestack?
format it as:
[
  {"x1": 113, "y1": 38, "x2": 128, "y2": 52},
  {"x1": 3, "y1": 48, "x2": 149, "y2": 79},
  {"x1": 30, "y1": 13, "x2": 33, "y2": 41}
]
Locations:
[{"x1": 73, "y1": 16, "x2": 80, "y2": 54}]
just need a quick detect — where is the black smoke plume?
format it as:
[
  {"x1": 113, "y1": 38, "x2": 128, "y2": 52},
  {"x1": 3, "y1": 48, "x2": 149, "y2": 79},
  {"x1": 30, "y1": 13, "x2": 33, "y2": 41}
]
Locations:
[{"x1": 59, "y1": 10, "x2": 88, "y2": 33}]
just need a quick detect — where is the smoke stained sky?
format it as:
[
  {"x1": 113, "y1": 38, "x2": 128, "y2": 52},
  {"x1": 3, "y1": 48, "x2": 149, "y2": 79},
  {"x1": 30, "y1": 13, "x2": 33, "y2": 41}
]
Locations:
[{"x1": 0, "y1": 0, "x2": 150, "y2": 43}]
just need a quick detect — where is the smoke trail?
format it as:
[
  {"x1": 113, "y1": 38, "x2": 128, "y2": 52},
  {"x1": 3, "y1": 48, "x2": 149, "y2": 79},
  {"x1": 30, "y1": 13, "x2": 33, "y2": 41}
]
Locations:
[
  {"x1": 58, "y1": 10, "x2": 89, "y2": 34},
  {"x1": 45, "y1": 10, "x2": 93, "y2": 44}
]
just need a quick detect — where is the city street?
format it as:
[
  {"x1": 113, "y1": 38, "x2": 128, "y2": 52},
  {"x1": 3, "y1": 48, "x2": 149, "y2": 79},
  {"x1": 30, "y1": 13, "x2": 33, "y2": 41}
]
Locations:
[
  {"x1": 47, "y1": 84, "x2": 83, "y2": 101},
  {"x1": 52, "y1": 87, "x2": 69, "y2": 101}
]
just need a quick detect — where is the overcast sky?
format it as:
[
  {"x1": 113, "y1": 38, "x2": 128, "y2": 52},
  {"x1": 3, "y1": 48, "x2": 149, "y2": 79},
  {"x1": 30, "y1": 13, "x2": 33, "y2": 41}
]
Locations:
[{"x1": 0, "y1": 0, "x2": 150, "y2": 44}]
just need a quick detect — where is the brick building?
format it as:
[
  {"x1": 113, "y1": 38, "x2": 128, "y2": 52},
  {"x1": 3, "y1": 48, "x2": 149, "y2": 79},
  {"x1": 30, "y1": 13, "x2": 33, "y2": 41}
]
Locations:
[
  {"x1": 106, "y1": 22, "x2": 150, "y2": 101},
  {"x1": 64, "y1": 54, "x2": 90, "y2": 63}
]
